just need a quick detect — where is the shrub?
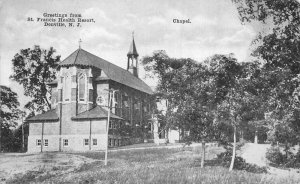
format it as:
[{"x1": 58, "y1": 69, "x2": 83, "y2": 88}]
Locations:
[
  {"x1": 284, "y1": 148, "x2": 300, "y2": 168},
  {"x1": 265, "y1": 146, "x2": 285, "y2": 166},
  {"x1": 266, "y1": 146, "x2": 300, "y2": 168}
]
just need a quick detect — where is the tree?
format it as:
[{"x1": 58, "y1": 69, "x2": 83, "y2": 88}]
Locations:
[
  {"x1": 204, "y1": 54, "x2": 252, "y2": 171},
  {"x1": 142, "y1": 51, "x2": 215, "y2": 167},
  {"x1": 239, "y1": 61, "x2": 273, "y2": 143},
  {"x1": 217, "y1": 87, "x2": 250, "y2": 171},
  {"x1": 233, "y1": 0, "x2": 300, "y2": 74},
  {"x1": 10, "y1": 46, "x2": 60, "y2": 113},
  {"x1": 233, "y1": 0, "x2": 300, "y2": 146},
  {"x1": 142, "y1": 52, "x2": 244, "y2": 168},
  {"x1": 0, "y1": 85, "x2": 21, "y2": 151}
]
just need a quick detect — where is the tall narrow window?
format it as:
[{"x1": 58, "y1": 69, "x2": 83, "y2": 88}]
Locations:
[
  {"x1": 78, "y1": 74, "x2": 86, "y2": 102},
  {"x1": 63, "y1": 139, "x2": 68, "y2": 146},
  {"x1": 64, "y1": 75, "x2": 71, "y2": 101},
  {"x1": 93, "y1": 139, "x2": 97, "y2": 146},
  {"x1": 44, "y1": 139, "x2": 48, "y2": 147},
  {"x1": 36, "y1": 139, "x2": 41, "y2": 146},
  {"x1": 84, "y1": 139, "x2": 89, "y2": 146}
]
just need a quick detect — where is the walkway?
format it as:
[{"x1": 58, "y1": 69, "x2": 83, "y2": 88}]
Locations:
[{"x1": 241, "y1": 143, "x2": 300, "y2": 178}]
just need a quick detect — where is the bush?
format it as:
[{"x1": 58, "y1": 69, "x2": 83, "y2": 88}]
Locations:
[
  {"x1": 284, "y1": 148, "x2": 300, "y2": 168},
  {"x1": 265, "y1": 146, "x2": 285, "y2": 166},
  {"x1": 266, "y1": 146, "x2": 300, "y2": 168}
]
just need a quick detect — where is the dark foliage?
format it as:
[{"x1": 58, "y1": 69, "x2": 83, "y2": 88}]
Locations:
[
  {"x1": 266, "y1": 146, "x2": 300, "y2": 168},
  {"x1": 10, "y1": 46, "x2": 60, "y2": 113},
  {"x1": 266, "y1": 146, "x2": 285, "y2": 166},
  {"x1": 0, "y1": 85, "x2": 23, "y2": 152}
]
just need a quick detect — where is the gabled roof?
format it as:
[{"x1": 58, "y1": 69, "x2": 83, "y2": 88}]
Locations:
[
  {"x1": 71, "y1": 106, "x2": 123, "y2": 120},
  {"x1": 127, "y1": 38, "x2": 139, "y2": 57},
  {"x1": 26, "y1": 109, "x2": 59, "y2": 122},
  {"x1": 58, "y1": 49, "x2": 152, "y2": 94}
]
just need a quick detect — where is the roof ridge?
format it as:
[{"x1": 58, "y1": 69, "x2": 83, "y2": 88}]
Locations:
[
  {"x1": 58, "y1": 49, "x2": 78, "y2": 65},
  {"x1": 76, "y1": 105, "x2": 98, "y2": 115},
  {"x1": 26, "y1": 108, "x2": 59, "y2": 122},
  {"x1": 74, "y1": 49, "x2": 80, "y2": 65},
  {"x1": 81, "y1": 49, "x2": 125, "y2": 71},
  {"x1": 59, "y1": 48, "x2": 153, "y2": 94}
]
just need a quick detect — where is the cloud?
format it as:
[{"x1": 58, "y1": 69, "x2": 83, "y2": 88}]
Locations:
[
  {"x1": 166, "y1": 9, "x2": 185, "y2": 18},
  {"x1": 148, "y1": 16, "x2": 166, "y2": 25},
  {"x1": 83, "y1": 7, "x2": 110, "y2": 22},
  {"x1": 192, "y1": 15, "x2": 217, "y2": 27},
  {"x1": 80, "y1": 26, "x2": 121, "y2": 46},
  {"x1": 126, "y1": 13, "x2": 138, "y2": 19},
  {"x1": 0, "y1": 0, "x2": 257, "y2": 93},
  {"x1": 217, "y1": 26, "x2": 255, "y2": 47}
]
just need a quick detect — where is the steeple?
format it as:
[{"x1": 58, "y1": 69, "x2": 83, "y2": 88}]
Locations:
[{"x1": 127, "y1": 32, "x2": 139, "y2": 77}]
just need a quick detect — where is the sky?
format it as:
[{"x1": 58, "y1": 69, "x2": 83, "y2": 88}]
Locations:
[{"x1": 0, "y1": 0, "x2": 257, "y2": 108}]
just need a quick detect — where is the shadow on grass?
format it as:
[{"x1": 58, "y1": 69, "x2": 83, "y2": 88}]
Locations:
[
  {"x1": 205, "y1": 158, "x2": 223, "y2": 167},
  {"x1": 190, "y1": 158, "x2": 223, "y2": 168}
]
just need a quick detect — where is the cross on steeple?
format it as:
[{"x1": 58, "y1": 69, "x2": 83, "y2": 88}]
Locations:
[
  {"x1": 132, "y1": 31, "x2": 134, "y2": 39},
  {"x1": 79, "y1": 39, "x2": 82, "y2": 49}
]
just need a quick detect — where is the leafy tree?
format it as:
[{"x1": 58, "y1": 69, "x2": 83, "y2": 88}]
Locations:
[
  {"x1": 204, "y1": 54, "x2": 253, "y2": 171},
  {"x1": 0, "y1": 85, "x2": 21, "y2": 151},
  {"x1": 10, "y1": 46, "x2": 60, "y2": 113},
  {"x1": 233, "y1": 0, "x2": 300, "y2": 146},
  {"x1": 142, "y1": 52, "x2": 244, "y2": 168},
  {"x1": 233, "y1": 0, "x2": 300, "y2": 74},
  {"x1": 217, "y1": 87, "x2": 249, "y2": 171},
  {"x1": 239, "y1": 61, "x2": 274, "y2": 143},
  {"x1": 142, "y1": 51, "x2": 214, "y2": 167}
]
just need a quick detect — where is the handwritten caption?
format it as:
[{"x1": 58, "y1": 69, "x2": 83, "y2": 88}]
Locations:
[{"x1": 27, "y1": 13, "x2": 95, "y2": 27}]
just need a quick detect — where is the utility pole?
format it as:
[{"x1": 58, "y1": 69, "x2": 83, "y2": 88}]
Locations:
[
  {"x1": 21, "y1": 111, "x2": 26, "y2": 152},
  {"x1": 0, "y1": 119, "x2": 2, "y2": 152},
  {"x1": 22, "y1": 115, "x2": 25, "y2": 152},
  {"x1": 104, "y1": 89, "x2": 118, "y2": 166}
]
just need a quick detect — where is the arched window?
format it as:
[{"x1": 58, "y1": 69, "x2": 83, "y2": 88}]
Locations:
[
  {"x1": 64, "y1": 75, "x2": 71, "y2": 101},
  {"x1": 78, "y1": 73, "x2": 86, "y2": 102}
]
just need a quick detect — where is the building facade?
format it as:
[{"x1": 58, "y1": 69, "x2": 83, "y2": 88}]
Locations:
[{"x1": 26, "y1": 37, "x2": 154, "y2": 152}]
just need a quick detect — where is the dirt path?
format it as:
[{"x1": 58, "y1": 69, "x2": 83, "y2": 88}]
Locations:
[
  {"x1": 0, "y1": 152, "x2": 97, "y2": 183},
  {"x1": 241, "y1": 143, "x2": 300, "y2": 178},
  {"x1": 240, "y1": 143, "x2": 270, "y2": 167},
  {"x1": 0, "y1": 143, "x2": 206, "y2": 183}
]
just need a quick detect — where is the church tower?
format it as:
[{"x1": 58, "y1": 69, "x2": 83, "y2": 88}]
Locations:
[{"x1": 127, "y1": 33, "x2": 139, "y2": 77}]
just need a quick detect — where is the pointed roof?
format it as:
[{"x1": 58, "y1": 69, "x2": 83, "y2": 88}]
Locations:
[
  {"x1": 71, "y1": 106, "x2": 123, "y2": 120},
  {"x1": 26, "y1": 109, "x2": 59, "y2": 122},
  {"x1": 127, "y1": 38, "x2": 139, "y2": 57},
  {"x1": 58, "y1": 49, "x2": 152, "y2": 94}
]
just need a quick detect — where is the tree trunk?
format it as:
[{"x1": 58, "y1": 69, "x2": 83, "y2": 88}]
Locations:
[
  {"x1": 284, "y1": 140, "x2": 289, "y2": 159},
  {"x1": 240, "y1": 130, "x2": 244, "y2": 141},
  {"x1": 0, "y1": 121, "x2": 2, "y2": 152},
  {"x1": 254, "y1": 129, "x2": 258, "y2": 144},
  {"x1": 201, "y1": 140, "x2": 205, "y2": 168},
  {"x1": 229, "y1": 126, "x2": 236, "y2": 171},
  {"x1": 22, "y1": 121, "x2": 25, "y2": 152}
]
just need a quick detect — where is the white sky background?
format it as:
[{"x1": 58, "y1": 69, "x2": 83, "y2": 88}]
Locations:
[{"x1": 0, "y1": 0, "x2": 257, "y2": 108}]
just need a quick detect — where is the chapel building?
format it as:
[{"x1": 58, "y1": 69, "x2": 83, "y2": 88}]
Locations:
[{"x1": 26, "y1": 37, "x2": 154, "y2": 152}]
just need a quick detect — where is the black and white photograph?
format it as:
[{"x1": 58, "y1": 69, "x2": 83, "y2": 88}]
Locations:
[{"x1": 0, "y1": 0, "x2": 300, "y2": 183}]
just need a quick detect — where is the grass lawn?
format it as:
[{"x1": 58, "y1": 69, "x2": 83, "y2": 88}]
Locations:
[{"x1": 6, "y1": 146, "x2": 300, "y2": 184}]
